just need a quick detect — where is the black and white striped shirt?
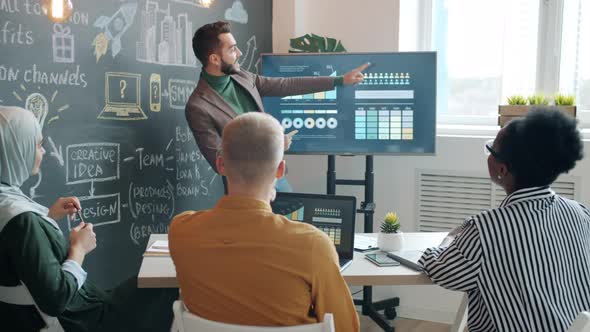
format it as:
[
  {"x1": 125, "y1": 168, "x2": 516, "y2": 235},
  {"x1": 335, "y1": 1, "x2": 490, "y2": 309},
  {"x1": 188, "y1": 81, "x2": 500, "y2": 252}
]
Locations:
[{"x1": 419, "y1": 186, "x2": 590, "y2": 332}]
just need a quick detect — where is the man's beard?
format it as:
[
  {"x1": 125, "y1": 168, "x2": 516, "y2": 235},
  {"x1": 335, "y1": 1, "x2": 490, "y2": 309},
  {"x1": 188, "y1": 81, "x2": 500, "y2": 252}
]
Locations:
[{"x1": 221, "y1": 58, "x2": 240, "y2": 75}]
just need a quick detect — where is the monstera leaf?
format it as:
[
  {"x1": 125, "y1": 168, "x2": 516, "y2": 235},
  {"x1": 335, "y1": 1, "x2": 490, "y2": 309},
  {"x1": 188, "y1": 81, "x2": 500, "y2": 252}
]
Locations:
[{"x1": 289, "y1": 33, "x2": 347, "y2": 53}]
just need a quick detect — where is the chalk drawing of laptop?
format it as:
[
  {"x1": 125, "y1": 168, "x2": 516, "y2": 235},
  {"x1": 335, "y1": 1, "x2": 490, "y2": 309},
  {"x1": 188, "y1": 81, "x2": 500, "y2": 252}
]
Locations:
[{"x1": 98, "y1": 72, "x2": 147, "y2": 120}]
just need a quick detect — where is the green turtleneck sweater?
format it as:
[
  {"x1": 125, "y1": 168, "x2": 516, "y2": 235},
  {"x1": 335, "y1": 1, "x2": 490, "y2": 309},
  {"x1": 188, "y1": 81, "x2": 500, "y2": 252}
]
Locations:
[
  {"x1": 201, "y1": 71, "x2": 258, "y2": 115},
  {"x1": 201, "y1": 71, "x2": 344, "y2": 115}
]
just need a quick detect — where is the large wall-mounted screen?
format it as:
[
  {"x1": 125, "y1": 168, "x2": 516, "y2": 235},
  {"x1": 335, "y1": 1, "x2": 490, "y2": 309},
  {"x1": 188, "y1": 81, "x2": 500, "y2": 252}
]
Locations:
[{"x1": 261, "y1": 52, "x2": 436, "y2": 155}]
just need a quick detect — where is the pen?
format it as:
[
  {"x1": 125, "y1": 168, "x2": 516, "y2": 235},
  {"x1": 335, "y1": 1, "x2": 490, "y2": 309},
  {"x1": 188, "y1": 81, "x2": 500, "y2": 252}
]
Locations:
[{"x1": 76, "y1": 210, "x2": 85, "y2": 224}]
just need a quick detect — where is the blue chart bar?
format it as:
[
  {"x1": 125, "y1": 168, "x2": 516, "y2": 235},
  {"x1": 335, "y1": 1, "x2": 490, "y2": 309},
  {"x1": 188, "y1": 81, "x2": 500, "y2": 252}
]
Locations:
[
  {"x1": 287, "y1": 207, "x2": 304, "y2": 221},
  {"x1": 283, "y1": 90, "x2": 336, "y2": 100},
  {"x1": 326, "y1": 89, "x2": 336, "y2": 99}
]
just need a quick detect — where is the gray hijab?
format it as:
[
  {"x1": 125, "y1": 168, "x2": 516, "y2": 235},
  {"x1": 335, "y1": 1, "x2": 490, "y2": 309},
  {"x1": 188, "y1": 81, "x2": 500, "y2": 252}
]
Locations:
[{"x1": 0, "y1": 106, "x2": 56, "y2": 233}]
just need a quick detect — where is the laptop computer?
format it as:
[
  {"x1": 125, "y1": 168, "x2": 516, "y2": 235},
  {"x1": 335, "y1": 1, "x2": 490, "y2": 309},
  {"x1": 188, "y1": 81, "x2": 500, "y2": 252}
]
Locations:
[{"x1": 272, "y1": 192, "x2": 356, "y2": 272}]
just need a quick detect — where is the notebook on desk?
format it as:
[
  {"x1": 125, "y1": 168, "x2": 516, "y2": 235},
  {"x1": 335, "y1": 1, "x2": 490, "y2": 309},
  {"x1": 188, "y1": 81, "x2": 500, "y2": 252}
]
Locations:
[
  {"x1": 272, "y1": 193, "x2": 356, "y2": 272},
  {"x1": 354, "y1": 234, "x2": 378, "y2": 252},
  {"x1": 144, "y1": 240, "x2": 170, "y2": 257},
  {"x1": 386, "y1": 250, "x2": 425, "y2": 271}
]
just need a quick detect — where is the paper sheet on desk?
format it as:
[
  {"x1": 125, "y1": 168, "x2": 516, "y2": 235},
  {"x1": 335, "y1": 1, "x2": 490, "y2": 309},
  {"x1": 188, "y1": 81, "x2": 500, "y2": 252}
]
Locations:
[
  {"x1": 144, "y1": 240, "x2": 169, "y2": 256},
  {"x1": 354, "y1": 234, "x2": 378, "y2": 251}
]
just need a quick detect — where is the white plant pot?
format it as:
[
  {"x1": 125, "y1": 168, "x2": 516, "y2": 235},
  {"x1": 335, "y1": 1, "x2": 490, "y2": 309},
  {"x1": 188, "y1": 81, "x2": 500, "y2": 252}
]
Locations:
[{"x1": 378, "y1": 232, "x2": 404, "y2": 252}]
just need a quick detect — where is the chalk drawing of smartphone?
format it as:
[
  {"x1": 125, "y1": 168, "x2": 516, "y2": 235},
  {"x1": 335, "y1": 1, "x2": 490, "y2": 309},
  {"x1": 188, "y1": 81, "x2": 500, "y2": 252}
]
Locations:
[{"x1": 149, "y1": 73, "x2": 161, "y2": 112}]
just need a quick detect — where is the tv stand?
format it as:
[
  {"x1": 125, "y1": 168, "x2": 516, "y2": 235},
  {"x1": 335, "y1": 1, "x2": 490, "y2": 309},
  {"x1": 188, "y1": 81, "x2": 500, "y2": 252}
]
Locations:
[{"x1": 326, "y1": 155, "x2": 399, "y2": 332}]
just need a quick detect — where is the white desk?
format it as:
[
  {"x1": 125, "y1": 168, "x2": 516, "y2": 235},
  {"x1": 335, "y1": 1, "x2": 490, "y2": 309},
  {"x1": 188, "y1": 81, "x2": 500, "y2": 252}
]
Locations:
[
  {"x1": 137, "y1": 232, "x2": 467, "y2": 332},
  {"x1": 137, "y1": 232, "x2": 447, "y2": 288}
]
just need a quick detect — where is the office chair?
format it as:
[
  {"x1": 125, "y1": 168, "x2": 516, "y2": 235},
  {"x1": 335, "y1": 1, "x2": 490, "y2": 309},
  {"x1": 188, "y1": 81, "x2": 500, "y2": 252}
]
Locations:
[
  {"x1": 568, "y1": 311, "x2": 590, "y2": 332},
  {"x1": 172, "y1": 300, "x2": 335, "y2": 332},
  {"x1": 0, "y1": 282, "x2": 64, "y2": 332}
]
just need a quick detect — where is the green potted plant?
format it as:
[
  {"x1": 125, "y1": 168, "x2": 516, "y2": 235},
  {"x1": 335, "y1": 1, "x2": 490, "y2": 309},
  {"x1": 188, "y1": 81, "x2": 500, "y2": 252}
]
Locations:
[
  {"x1": 498, "y1": 95, "x2": 528, "y2": 127},
  {"x1": 498, "y1": 93, "x2": 577, "y2": 127},
  {"x1": 377, "y1": 212, "x2": 404, "y2": 252},
  {"x1": 554, "y1": 93, "x2": 577, "y2": 118},
  {"x1": 527, "y1": 93, "x2": 549, "y2": 106},
  {"x1": 553, "y1": 93, "x2": 577, "y2": 120},
  {"x1": 507, "y1": 95, "x2": 528, "y2": 105}
]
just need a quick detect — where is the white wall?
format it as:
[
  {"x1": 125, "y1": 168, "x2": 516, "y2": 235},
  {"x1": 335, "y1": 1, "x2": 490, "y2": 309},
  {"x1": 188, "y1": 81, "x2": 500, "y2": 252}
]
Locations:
[
  {"x1": 272, "y1": 0, "x2": 590, "y2": 324},
  {"x1": 273, "y1": 0, "x2": 399, "y2": 53}
]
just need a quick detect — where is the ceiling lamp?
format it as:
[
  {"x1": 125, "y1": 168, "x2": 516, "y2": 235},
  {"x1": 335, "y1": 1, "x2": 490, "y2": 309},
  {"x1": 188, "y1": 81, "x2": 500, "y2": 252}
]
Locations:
[{"x1": 41, "y1": 0, "x2": 74, "y2": 23}]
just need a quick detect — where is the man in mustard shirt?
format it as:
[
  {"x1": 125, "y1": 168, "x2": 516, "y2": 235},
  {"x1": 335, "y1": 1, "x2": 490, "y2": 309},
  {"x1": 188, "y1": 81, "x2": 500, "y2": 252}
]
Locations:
[{"x1": 169, "y1": 113, "x2": 359, "y2": 332}]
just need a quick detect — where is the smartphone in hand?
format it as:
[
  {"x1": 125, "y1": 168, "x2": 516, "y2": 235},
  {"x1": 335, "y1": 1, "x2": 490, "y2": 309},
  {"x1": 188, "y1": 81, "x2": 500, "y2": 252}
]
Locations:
[{"x1": 365, "y1": 253, "x2": 401, "y2": 267}]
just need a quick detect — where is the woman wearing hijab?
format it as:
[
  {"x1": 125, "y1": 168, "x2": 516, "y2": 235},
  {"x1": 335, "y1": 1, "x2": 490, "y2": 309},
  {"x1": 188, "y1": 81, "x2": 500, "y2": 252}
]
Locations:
[
  {"x1": 419, "y1": 108, "x2": 590, "y2": 332},
  {"x1": 0, "y1": 106, "x2": 176, "y2": 331}
]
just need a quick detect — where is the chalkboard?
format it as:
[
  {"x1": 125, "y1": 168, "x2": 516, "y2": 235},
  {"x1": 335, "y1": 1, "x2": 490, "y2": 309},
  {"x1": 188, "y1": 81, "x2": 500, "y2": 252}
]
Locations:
[{"x1": 0, "y1": 0, "x2": 272, "y2": 288}]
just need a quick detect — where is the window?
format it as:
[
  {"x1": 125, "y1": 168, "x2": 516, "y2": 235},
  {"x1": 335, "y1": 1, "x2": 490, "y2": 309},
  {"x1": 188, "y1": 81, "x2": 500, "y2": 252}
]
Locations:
[
  {"x1": 400, "y1": 0, "x2": 539, "y2": 126},
  {"x1": 559, "y1": 0, "x2": 590, "y2": 126},
  {"x1": 401, "y1": 0, "x2": 589, "y2": 129}
]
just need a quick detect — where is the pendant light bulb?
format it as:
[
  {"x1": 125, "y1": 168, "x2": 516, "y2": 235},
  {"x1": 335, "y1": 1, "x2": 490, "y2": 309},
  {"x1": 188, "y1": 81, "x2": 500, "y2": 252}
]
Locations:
[
  {"x1": 200, "y1": 0, "x2": 213, "y2": 8},
  {"x1": 41, "y1": 0, "x2": 74, "y2": 23}
]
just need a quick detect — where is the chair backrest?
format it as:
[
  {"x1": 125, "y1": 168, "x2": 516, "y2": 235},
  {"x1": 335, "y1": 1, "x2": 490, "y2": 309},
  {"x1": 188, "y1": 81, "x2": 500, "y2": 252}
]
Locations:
[
  {"x1": 172, "y1": 301, "x2": 335, "y2": 332},
  {"x1": 568, "y1": 312, "x2": 590, "y2": 332},
  {"x1": 0, "y1": 282, "x2": 64, "y2": 332}
]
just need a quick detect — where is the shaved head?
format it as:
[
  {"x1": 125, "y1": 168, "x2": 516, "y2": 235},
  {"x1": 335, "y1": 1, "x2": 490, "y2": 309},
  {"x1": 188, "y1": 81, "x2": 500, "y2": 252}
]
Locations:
[{"x1": 220, "y1": 113, "x2": 284, "y2": 186}]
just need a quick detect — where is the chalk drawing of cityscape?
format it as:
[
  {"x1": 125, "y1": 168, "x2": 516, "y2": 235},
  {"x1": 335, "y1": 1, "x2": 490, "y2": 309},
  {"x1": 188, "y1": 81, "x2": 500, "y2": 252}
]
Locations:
[{"x1": 136, "y1": 1, "x2": 196, "y2": 67}]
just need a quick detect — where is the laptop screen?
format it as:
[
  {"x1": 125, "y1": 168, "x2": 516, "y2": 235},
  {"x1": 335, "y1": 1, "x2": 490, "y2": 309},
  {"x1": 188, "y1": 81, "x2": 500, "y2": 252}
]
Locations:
[{"x1": 272, "y1": 193, "x2": 356, "y2": 260}]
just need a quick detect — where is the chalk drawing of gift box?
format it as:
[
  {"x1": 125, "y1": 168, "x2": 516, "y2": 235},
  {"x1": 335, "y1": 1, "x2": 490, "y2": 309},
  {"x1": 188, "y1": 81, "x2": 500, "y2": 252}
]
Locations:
[{"x1": 52, "y1": 24, "x2": 75, "y2": 63}]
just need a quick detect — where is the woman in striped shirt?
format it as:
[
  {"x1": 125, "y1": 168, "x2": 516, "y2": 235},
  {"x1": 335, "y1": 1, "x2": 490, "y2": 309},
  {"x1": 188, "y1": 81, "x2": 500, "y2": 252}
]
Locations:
[{"x1": 419, "y1": 108, "x2": 590, "y2": 332}]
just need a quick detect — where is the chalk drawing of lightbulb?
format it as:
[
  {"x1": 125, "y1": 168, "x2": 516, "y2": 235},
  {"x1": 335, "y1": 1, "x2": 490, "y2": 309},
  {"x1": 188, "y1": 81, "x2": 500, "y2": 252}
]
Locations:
[{"x1": 25, "y1": 93, "x2": 49, "y2": 130}]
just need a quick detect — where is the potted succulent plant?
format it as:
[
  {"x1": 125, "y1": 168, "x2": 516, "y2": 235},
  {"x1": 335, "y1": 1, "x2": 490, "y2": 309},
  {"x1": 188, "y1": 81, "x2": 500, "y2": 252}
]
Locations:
[
  {"x1": 377, "y1": 212, "x2": 404, "y2": 252},
  {"x1": 554, "y1": 93, "x2": 576, "y2": 106},
  {"x1": 498, "y1": 93, "x2": 577, "y2": 127},
  {"x1": 527, "y1": 93, "x2": 549, "y2": 106}
]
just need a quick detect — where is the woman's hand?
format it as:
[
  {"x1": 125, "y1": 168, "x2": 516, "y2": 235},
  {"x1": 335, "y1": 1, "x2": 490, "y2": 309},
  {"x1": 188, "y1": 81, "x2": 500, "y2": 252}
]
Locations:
[
  {"x1": 68, "y1": 222, "x2": 97, "y2": 265},
  {"x1": 48, "y1": 196, "x2": 81, "y2": 221}
]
